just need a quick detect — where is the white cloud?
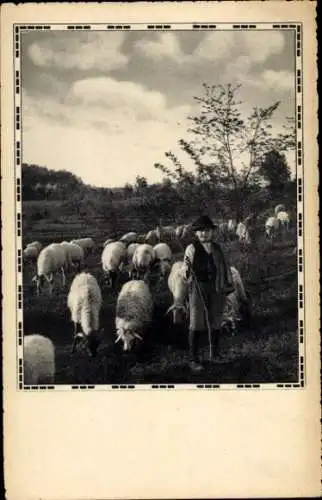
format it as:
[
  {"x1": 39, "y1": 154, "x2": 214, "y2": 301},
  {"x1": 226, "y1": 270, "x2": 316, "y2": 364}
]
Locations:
[
  {"x1": 28, "y1": 32, "x2": 128, "y2": 72},
  {"x1": 134, "y1": 31, "x2": 286, "y2": 70},
  {"x1": 241, "y1": 31, "x2": 285, "y2": 63},
  {"x1": 193, "y1": 31, "x2": 235, "y2": 61},
  {"x1": 261, "y1": 70, "x2": 294, "y2": 91},
  {"x1": 69, "y1": 77, "x2": 167, "y2": 120},
  {"x1": 22, "y1": 80, "x2": 192, "y2": 187},
  {"x1": 134, "y1": 33, "x2": 184, "y2": 62},
  {"x1": 224, "y1": 55, "x2": 252, "y2": 82},
  {"x1": 241, "y1": 69, "x2": 294, "y2": 93}
]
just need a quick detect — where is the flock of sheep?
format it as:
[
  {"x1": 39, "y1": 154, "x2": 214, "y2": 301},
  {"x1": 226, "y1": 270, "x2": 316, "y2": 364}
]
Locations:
[{"x1": 22, "y1": 205, "x2": 291, "y2": 385}]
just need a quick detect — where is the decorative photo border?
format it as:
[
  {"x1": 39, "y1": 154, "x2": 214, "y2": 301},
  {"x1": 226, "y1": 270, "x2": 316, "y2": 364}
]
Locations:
[{"x1": 15, "y1": 22, "x2": 304, "y2": 392}]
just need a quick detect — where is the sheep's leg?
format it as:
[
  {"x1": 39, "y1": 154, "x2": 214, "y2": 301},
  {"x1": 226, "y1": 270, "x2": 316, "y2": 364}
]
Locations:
[
  {"x1": 71, "y1": 335, "x2": 79, "y2": 354},
  {"x1": 46, "y1": 274, "x2": 54, "y2": 297},
  {"x1": 61, "y1": 266, "x2": 66, "y2": 287}
]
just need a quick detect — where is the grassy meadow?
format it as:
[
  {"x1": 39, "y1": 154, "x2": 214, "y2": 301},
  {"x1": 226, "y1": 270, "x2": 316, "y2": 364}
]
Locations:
[{"x1": 22, "y1": 204, "x2": 299, "y2": 386}]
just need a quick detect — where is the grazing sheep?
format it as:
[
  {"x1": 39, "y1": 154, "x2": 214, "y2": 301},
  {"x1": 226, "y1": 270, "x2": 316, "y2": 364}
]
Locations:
[
  {"x1": 32, "y1": 243, "x2": 67, "y2": 296},
  {"x1": 136, "y1": 233, "x2": 146, "y2": 244},
  {"x1": 120, "y1": 232, "x2": 137, "y2": 245},
  {"x1": 115, "y1": 280, "x2": 154, "y2": 352},
  {"x1": 60, "y1": 242, "x2": 84, "y2": 271},
  {"x1": 180, "y1": 223, "x2": 194, "y2": 245},
  {"x1": 101, "y1": 241, "x2": 127, "y2": 287},
  {"x1": 265, "y1": 216, "x2": 280, "y2": 240},
  {"x1": 166, "y1": 261, "x2": 189, "y2": 325},
  {"x1": 127, "y1": 243, "x2": 140, "y2": 264},
  {"x1": 236, "y1": 222, "x2": 251, "y2": 244},
  {"x1": 274, "y1": 204, "x2": 286, "y2": 216},
  {"x1": 175, "y1": 225, "x2": 185, "y2": 239},
  {"x1": 70, "y1": 237, "x2": 95, "y2": 256},
  {"x1": 103, "y1": 238, "x2": 115, "y2": 248},
  {"x1": 145, "y1": 229, "x2": 159, "y2": 246},
  {"x1": 153, "y1": 242, "x2": 173, "y2": 279},
  {"x1": 23, "y1": 245, "x2": 39, "y2": 262},
  {"x1": 277, "y1": 210, "x2": 290, "y2": 232},
  {"x1": 23, "y1": 334, "x2": 55, "y2": 384},
  {"x1": 222, "y1": 267, "x2": 250, "y2": 335},
  {"x1": 67, "y1": 272, "x2": 103, "y2": 357},
  {"x1": 131, "y1": 244, "x2": 155, "y2": 281},
  {"x1": 155, "y1": 225, "x2": 176, "y2": 243},
  {"x1": 26, "y1": 241, "x2": 43, "y2": 253}
]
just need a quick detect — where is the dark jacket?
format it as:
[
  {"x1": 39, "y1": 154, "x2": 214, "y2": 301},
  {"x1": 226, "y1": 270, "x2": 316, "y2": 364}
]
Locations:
[{"x1": 192, "y1": 239, "x2": 234, "y2": 294}]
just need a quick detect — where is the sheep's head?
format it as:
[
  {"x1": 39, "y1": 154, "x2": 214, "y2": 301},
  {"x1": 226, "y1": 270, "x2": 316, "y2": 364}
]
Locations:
[
  {"x1": 72, "y1": 332, "x2": 101, "y2": 357},
  {"x1": 104, "y1": 270, "x2": 117, "y2": 288},
  {"x1": 159, "y1": 259, "x2": 172, "y2": 278},
  {"x1": 165, "y1": 303, "x2": 188, "y2": 325},
  {"x1": 32, "y1": 274, "x2": 49, "y2": 295},
  {"x1": 115, "y1": 327, "x2": 143, "y2": 352}
]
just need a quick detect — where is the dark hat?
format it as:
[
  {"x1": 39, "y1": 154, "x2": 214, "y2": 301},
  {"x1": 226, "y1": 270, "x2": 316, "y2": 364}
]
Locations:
[{"x1": 191, "y1": 215, "x2": 217, "y2": 231}]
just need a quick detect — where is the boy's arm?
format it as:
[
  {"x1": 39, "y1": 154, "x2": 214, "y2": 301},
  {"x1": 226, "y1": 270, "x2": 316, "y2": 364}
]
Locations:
[{"x1": 183, "y1": 244, "x2": 195, "y2": 279}]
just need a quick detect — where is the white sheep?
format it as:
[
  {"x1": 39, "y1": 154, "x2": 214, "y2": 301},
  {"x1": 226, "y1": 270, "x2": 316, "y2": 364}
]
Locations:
[
  {"x1": 32, "y1": 243, "x2": 67, "y2": 296},
  {"x1": 166, "y1": 261, "x2": 189, "y2": 325},
  {"x1": 26, "y1": 241, "x2": 43, "y2": 253},
  {"x1": 222, "y1": 266, "x2": 250, "y2": 335},
  {"x1": 175, "y1": 225, "x2": 184, "y2": 239},
  {"x1": 23, "y1": 245, "x2": 39, "y2": 262},
  {"x1": 103, "y1": 238, "x2": 116, "y2": 248},
  {"x1": 145, "y1": 229, "x2": 159, "y2": 246},
  {"x1": 70, "y1": 237, "x2": 95, "y2": 255},
  {"x1": 127, "y1": 243, "x2": 140, "y2": 263},
  {"x1": 101, "y1": 241, "x2": 127, "y2": 287},
  {"x1": 265, "y1": 216, "x2": 280, "y2": 240},
  {"x1": 153, "y1": 242, "x2": 173, "y2": 279},
  {"x1": 115, "y1": 280, "x2": 154, "y2": 352},
  {"x1": 131, "y1": 244, "x2": 155, "y2": 281},
  {"x1": 277, "y1": 210, "x2": 290, "y2": 232},
  {"x1": 120, "y1": 232, "x2": 137, "y2": 245},
  {"x1": 23, "y1": 334, "x2": 55, "y2": 384},
  {"x1": 180, "y1": 223, "x2": 194, "y2": 245},
  {"x1": 67, "y1": 272, "x2": 103, "y2": 357},
  {"x1": 236, "y1": 222, "x2": 251, "y2": 244},
  {"x1": 60, "y1": 241, "x2": 84, "y2": 271},
  {"x1": 274, "y1": 204, "x2": 286, "y2": 216},
  {"x1": 155, "y1": 225, "x2": 176, "y2": 242}
]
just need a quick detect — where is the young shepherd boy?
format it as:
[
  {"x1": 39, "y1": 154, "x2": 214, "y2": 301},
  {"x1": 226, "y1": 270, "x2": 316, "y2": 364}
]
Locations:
[{"x1": 184, "y1": 215, "x2": 234, "y2": 372}]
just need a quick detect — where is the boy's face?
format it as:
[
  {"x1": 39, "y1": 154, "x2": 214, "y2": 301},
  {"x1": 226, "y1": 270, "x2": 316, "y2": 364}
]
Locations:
[{"x1": 196, "y1": 228, "x2": 213, "y2": 243}]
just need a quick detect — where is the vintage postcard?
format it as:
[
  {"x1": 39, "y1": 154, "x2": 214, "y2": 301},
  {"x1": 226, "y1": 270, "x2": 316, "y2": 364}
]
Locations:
[{"x1": 2, "y1": 2, "x2": 320, "y2": 499}]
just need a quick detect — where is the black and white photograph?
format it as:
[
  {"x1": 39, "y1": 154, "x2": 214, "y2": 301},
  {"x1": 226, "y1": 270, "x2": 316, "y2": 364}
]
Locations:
[{"x1": 18, "y1": 24, "x2": 303, "y2": 387}]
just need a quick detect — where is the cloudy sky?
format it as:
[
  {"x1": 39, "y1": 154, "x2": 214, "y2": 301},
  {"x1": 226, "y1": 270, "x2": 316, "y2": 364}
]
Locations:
[{"x1": 21, "y1": 29, "x2": 296, "y2": 187}]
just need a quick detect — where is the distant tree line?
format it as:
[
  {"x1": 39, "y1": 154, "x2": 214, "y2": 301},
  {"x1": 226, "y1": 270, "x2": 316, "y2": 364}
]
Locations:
[{"x1": 22, "y1": 83, "x2": 295, "y2": 227}]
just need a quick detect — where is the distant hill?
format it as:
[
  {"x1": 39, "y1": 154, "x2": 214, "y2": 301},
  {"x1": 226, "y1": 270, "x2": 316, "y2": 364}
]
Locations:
[
  {"x1": 22, "y1": 163, "x2": 90, "y2": 200},
  {"x1": 21, "y1": 162, "x2": 296, "y2": 240}
]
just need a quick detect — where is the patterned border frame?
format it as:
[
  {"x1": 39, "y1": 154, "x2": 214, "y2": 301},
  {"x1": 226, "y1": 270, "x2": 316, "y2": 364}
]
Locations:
[{"x1": 14, "y1": 22, "x2": 304, "y2": 391}]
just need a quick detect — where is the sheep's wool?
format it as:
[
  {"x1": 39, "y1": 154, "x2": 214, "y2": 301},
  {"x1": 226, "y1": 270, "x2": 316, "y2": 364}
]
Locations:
[
  {"x1": 24, "y1": 334, "x2": 55, "y2": 384},
  {"x1": 68, "y1": 272, "x2": 102, "y2": 335},
  {"x1": 116, "y1": 281, "x2": 153, "y2": 331}
]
